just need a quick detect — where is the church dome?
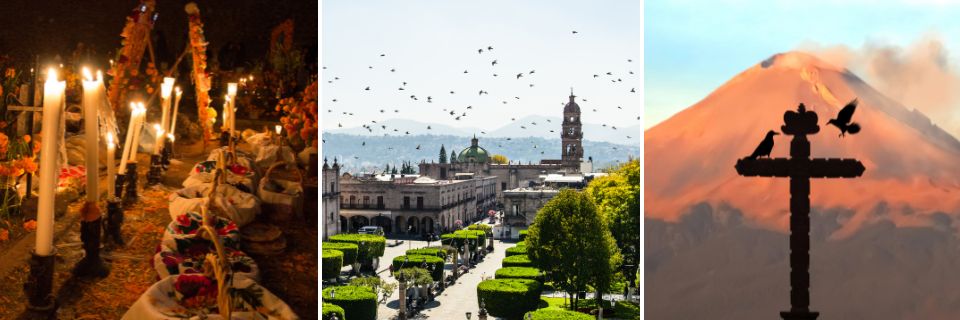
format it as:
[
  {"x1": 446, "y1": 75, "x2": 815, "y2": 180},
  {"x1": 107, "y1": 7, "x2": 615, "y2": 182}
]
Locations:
[
  {"x1": 458, "y1": 135, "x2": 490, "y2": 163},
  {"x1": 564, "y1": 91, "x2": 580, "y2": 113}
]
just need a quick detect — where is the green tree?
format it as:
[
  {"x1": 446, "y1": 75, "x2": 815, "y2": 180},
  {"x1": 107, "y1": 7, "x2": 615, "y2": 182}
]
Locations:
[
  {"x1": 525, "y1": 189, "x2": 621, "y2": 310},
  {"x1": 391, "y1": 166, "x2": 398, "y2": 174},
  {"x1": 439, "y1": 145, "x2": 447, "y2": 164},
  {"x1": 451, "y1": 150, "x2": 458, "y2": 163},
  {"x1": 491, "y1": 154, "x2": 509, "y2": 164},
  {"x1": 349, "y1": 276, "x2": 398, "y2": 305},
  {"x1": 585, "y1": 159, "x2": 640, "y2": 289}
]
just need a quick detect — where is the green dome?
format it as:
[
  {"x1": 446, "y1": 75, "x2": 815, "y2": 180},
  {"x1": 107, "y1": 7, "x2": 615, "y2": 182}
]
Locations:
[{"x1": 458, "y1": 135, "x2": 490, "y2": 163}]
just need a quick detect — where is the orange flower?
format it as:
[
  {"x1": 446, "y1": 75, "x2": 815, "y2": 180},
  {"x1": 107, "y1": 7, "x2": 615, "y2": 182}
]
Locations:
[
  {"x1": 14, "y1": 157, "x2": 37, "y2": 174},
  {"x1": 23, "y1": 220, "x2": 36, "y2": 232},
  {"x1": 22, "y1": 135, "x2": 30, "y2": 144},
  {"x1": 0, "y1": 229, "x2": 9, "y2": 241}
]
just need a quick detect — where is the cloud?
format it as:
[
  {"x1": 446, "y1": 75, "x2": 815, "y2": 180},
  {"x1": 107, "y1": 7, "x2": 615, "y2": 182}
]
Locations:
[{"x1": 800, "y1": 35, "x2": 960, "y2": 136}]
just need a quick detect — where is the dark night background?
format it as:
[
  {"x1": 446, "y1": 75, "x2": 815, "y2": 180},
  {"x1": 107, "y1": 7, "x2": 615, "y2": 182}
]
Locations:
[{"x1": 0, "y1": 0, "x2": 318, "y2": 68}]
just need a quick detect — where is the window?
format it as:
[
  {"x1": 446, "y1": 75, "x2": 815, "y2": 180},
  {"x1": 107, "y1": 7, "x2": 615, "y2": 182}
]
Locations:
[
  {"x1": 349, "y1": 196, "x2": 356, "y2": 208},
  {"x1": 329, "y1": 182, "x2": 335, "y2": 192},
  {"x1": 363, "y1": 196, "x2": 370, "y2": 208},
  {"x1": 501, "y1": 182, "x2": 506, "y2": 191},
  {"x1": 417, "y1": 197, "x2": 424, "y2": 209},
  {"x1": 377, "y1": 196, "x2": 384, "y2": 209},
  {"x1": 404, "y1": 196, "x2": 410, "y2": 209}
]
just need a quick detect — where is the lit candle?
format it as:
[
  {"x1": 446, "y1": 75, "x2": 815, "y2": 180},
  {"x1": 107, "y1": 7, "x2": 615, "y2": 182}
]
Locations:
[
  {"x1": 37, "y1": 67, "x2": 65, "y2": 256},
  {"x1": 152, "y1": 124, "x2": 164, "y2": 155},
  {"x1": 117, "y1": 103, "x2": 138, "y2": 175},
  {"x1": 227, "y1": 83, "x2": 237, "y2": 136},
  {"x1": 275, "y1": 125, "x2": 282, "y2": 135},
  {"x1": 169, "y1": 87, "x2": 182, "y2": 138},
  {"x1": 81, "y1": 68, "x2": 101, "y2": 203},
  {"x1": 159, "y1": 77, "x2": 174, "y2": 149},
  {"x1": 128, "y1": 103, "x2": 146, "y2": 163},
  {"x1": 106, "y1": 132, "x2": 115, "y2": 199}
]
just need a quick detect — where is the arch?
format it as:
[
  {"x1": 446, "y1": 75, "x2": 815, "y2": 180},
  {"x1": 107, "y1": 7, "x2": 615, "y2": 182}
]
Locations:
[
  {"x1": 340, "y1": 216, "x2": 348, "y2": 233},
  {"x1": 372, "y1": 215, "x2": 392, "y2": 233},
  {"x1": 423, "y1": 217, "x2": 435, "y2": 234},
  {"x1": 406, "y1": 216, "x2": 420, "y2": 234},
  {"x1": 395, "y1": 215, "x2": 405, "y2": 233},
  {"x1": 349, "y1": 216, "x2": 369, "y2": 232}
]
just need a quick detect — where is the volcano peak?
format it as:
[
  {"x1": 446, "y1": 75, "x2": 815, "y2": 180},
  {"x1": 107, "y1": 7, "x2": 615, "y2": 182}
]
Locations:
[{"x1": 760, "y1": 51, "x2": 842, "y2": 72}]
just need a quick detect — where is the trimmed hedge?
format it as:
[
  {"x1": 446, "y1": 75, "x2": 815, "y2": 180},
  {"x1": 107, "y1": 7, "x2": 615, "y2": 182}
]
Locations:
[
  {"x1": 518, "y1": 230, "x2": 528, "y2": 241},
  {"x1": 524, "y1": 308, "x2": 593, "y2": 320},
  {"x1": 328, "y1": 234, "x2": 386, "y2": 263},
  {"x1": 476, "y1": 279, "x2": 543, "y2": 319},
  {"x1": 505, "y1": 245, "x2": 527, "y2": 257},
  {"x1": 502, "y1": 254, "x2": 534, "y2": 268},
  {"x1": 458, "y1": 229, "x2": 487, "y2": 246},
  {"x1": 441, "y1": 233, "x2": 480, "y2": 251},
  {"x1": 322, "y1": 302, "x2": 346, "y2": 320},
  {"x1": 516, "y1": 241, "x2": 526, "y2": 247},
  {"x1": 467, "y1": 224, "x2": 492, "y2": 234},
  {"x1": 322, "y1": 285, "x2": 377, "y2": 320},
  {"x1": 406, "y1": 248, "x2": 447, "y2": 260},
  {"x1": 393, "y1": 254, "x2": 445, "y2": 281},
  {"x1": 322, "y1": 249, "x2": 343, "y2": 280},
  {"x1": 494, "y1": 267, "x2": 542, "y2": 281},
  {"x1": 323, "y1": 242, "x2": 359, "y2": 266}
]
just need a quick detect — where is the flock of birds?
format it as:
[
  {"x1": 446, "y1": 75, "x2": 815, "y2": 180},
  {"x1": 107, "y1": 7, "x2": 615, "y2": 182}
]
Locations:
[
  {"x1": 322, "y1": 30, "x2": 641, "y2": 161},
  {"x1": 746, "y1": 100, "x2": 861, "y2": 159}
]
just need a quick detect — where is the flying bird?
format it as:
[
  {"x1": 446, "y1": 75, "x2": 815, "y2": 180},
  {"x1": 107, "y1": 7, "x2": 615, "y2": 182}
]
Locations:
[
  {"x1": 364, "y1": 86, "x2": 370, "y2": 91},
  {"x1": 516, "y1": 73, "x2": 523, "y2": 79},
  {"x1": 593, "y1": 74, "x2": 599, "y2": 78},
  {"x1": 464, "y1": 70, "x2": 469, "y2": 74},
  {"x1": 416, "y1": 144, "x2": 421, "y2": 150},
  {"x1": 487, "y1": 46, "x2": 493, "y2": 50},
  {"x1": 492, "y1": 60, "x2": 498, "y2": 66},
  {"x1": 390, "y1": 68, "x2": 396, "y2": 72},
  {"x1": 572, "y1": 30, "x2": 578, "y2": 34},
  {"x1": 630, "y1": 88, "x2": 636, "y2": 93},
  {"x1": 529, "y1": 70, "x2": 535, "y2": 74},
  {"x1": 827, "y1": 99, "x2": 861, "y2": 137},
  {"x1": 478, "y1": 48, "x2": 483, "y2": 54},
  {"x1": 380, "y1": 53, "x2": 386, "y2": 57},
  {"x1": 746, "y1": 130, "x2": 779, "y2": 160},
  {"x1": 362, "y1": 141, "x2": 366, "y2": 146}
]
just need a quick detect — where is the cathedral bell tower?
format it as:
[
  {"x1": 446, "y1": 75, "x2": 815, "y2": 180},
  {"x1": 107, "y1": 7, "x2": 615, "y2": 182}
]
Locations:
[{"x1": 561, "y1": 89, "x2": 583, "y2": 171}]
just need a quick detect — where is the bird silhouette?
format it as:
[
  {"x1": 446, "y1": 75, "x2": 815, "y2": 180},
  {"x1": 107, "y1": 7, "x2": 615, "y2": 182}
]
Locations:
[
  {"x1": 529, "y1": 84, "x2": 535, "y2": 87},
  {"x1": 380, "y1": 53, "x2": 386, "y2": 57},
  {"x1": 364, "y1": 86, "x2": 370, "y2": 91},
  {"x1": 450, "y1": 91, "x2": 455, "y2": 94},
  {"x1": 427, "y1": 126, "x2": 432, "y2": 130},
  {"x1": 492, "y1": 60, "x2": 498, "y2": 66},
  {"x1": 478, "y1": 48, "x2": 483, "y2": 54},
  {"x1": 627, "y1": 59, "x2": 633, "y2": 62},
  {"x1": 402, "y1": 81, "x2": 408, "y2": 86},
  {"x1": 416, "y1": 144, "x2": 421, "y2": 150},
  {"x1": 593, "y1": 74, "x2": 599, "y2": 78},
  {"x1": 338, "y1": 123, "x2": 342, "y2": 127},
  {"x1": 827, "y1": 99, "x2": 861, "y2": 137},
  {"x1": 606, "y1": 72, "x2": 613, "y2": 75},
  {"x1": 746, "y1": 130, "x2": 779, "y2": 159},
  {"x1": 529, "y1": 70, "x2": 536, "y2": 74},
  {"x1": 390, "y1": 68, "x2": 396, "y2": 72},
  {"x1": 572, "y1": 30, "x2": 578, "y2": 34},
  {"x1": 487, "y1": 46, "x2": 493, "y2": 50},
  {"x1": 362, "y1": 141, "x2": 366, "y2": 146},
  {"x1": 464, "y1": 70, "x2": 469, "y2": 73},
  {"x1": 630, "y1": 88, "x2": 636, "y2": 93},
  {"x1": 398, "y1": 87, "x2": 405, "y2": 91},
  {"x1": 617, "y1": 106, "x2": 622, "y2": 109},
  {"x1": 427, "y1": 96, "x2": 433, "y2": 103},
  {"x1": 516, "y1": 73, "x2": 523, "y2": 79}
]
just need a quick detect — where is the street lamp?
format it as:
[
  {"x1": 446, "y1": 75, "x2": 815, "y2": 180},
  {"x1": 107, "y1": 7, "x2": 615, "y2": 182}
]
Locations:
[
  {"x1": 466, "y1": 312, "x2": 472, "y2": 319},
  {"x1": 330, "y1": 288, "x2": 336, "y2": 299}
]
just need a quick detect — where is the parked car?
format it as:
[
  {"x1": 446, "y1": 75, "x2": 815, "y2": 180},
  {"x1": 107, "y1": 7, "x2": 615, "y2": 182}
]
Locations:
[{"x1": 358, "y1": 226, "x2": 384, "y2": 236}]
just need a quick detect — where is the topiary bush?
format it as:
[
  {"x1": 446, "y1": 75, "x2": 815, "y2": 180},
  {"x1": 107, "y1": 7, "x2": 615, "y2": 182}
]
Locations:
[
  {"x1": 467, "y1": 224, "x2": 492, "y2": 234},
  {"x1": 476, "y1": 279, "x2": 543, "y2": 319},
  {"x1": 441, "y1": 233, "x2": 480, "y2": 251},
  {"x1": 406, "y1": 248, "x2": 447, "y2": 260},
  {"x1": 502, "y1": 254, "x2": 534, "y2": 267},
  {"x1": 323, "y1": 242, "x2": 359, "y2": 266},
  {"x1": 505, "y1": 245, "x2": 527, "y2": 257},
  {"x1": 328, "y1": 234, "x2": 386, "y2": 264},
  {"x1": 322, "y1": 249, "x2": 343, "y2": 280},
  {"x1": 322, "y1": 302, "x2": 345, "y2": 320},
  {"x1": 393, "y1": 254, "x2": 445, "y2": 281},
  {"x1": 519, "y1": 229, "x2": 528, "y2": 241},
  {"x1": 458, "y1": 229, "x2": 487, "y2": 246},
  {"x1": 323, "y1": 285, "x2": 377, "y2": 320},
  {"x1": 495, "y1": 266, "x2": 542, "y2": 281},
  {"x1": 524, "y1": 308, "x2": 593, "y2": 320}
]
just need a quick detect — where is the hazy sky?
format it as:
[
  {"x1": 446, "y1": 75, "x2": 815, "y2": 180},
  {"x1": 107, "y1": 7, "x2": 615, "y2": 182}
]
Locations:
[
  {"x1": 646, "y1": 0, "x2": 960, "y2": 130},
  {"x1": 321, "y1": 1, "x2": 642, "y2": 134}
]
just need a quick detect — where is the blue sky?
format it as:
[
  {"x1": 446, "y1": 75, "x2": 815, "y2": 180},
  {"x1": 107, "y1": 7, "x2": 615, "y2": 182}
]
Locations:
[
  {"x1": 321, "y1": 1, "x2": 642, "y2": 135},
  {"x1": 645, "y1": 0, "x2": 960, "y2": 129}
]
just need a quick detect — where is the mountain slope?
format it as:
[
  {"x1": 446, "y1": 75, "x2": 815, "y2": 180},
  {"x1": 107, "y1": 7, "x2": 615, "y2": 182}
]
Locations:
[{"x1": 645, "y1": 51, "x2": 960, "y2": 237}]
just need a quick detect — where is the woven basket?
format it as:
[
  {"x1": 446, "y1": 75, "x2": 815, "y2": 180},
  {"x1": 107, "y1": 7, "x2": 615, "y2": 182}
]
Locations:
[{"x1": 257, "y1": 163, "x2": 303, "y2": 224}]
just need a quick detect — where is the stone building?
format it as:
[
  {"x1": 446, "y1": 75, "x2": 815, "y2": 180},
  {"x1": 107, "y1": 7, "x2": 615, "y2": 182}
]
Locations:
[
  {"x1": 337, "y1": 173, "x2": 497, "y2": 235},
  {"x1": 321, "y1": 158, "x2": 341, "y2": 240}
]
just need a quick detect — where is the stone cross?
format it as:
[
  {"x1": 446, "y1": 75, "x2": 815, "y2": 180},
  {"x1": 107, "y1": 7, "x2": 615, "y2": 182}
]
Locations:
[{"x1": 735, "y1": 103, "x2": 865, "y2": 320}]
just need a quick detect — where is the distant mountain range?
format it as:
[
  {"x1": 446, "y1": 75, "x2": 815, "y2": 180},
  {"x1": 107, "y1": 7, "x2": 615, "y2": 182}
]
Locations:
[
  {"x1": 325, "y1": 115, "x2": 641, "y2": 144},
  {"x1": 321, "y1": 132, "x2": 639, "y2": 174}
]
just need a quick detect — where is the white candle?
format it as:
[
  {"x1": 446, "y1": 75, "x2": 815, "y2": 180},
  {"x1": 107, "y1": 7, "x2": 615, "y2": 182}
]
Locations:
[
  {"x1": 106, "y1": 132, "x2": 115, "y2": 199},
  {"x1": 159, "y1": 78, "x2": 174, "y2": 149},
  {"x1": 81, "y1": 68, "x2": 101, "y2": 203},
  {"x1": 227, "y1": 83, "x2": 237, "y2": 136},
  {"x1": 118, "y1": 103, "x2": 138, "y2": 175},
  {"x1": 152, "y1": 123, "x2": 164, "y2": 155},
  {"x1": 128, "y1": 103, "x2": 146, "y2": 164},
  {"x1": 37, "y1": 68, "x2": 65, "y2": 256},
  {"x1": 169, "y1": 87, "x2": 182, "y2": 138},
  {"x1": 222, "y1": 97, "x2": 229, "y2": 131}
]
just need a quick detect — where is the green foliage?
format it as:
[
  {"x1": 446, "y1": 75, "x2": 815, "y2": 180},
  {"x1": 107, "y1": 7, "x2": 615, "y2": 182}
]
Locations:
[
  {"x1": 439, "y1": 145, "x2": 447, "y2": 164},
  {"x1": 476, "y1": 279, "x2": 543, "y2": 320},
  {"x1": 585, "y1": 159, "x2": 640, "y2": 275},
  {"x1": 467, "y1": 224, "x2": 493, "y2": 235},
  {"x1": 321, "y1": 303, "x2": 345, "y2": 320},
  {"x1": 440, "y1": 232, "x2": 480, "y2": 251},
  {"x1": 393, "y1": 255, "x2": 445, "y2": 281},
  {"x1": 322, "y1": 285, "x2": 377, "y2": 320},
  {"x1": 524, "y1": 307, "x2": 594, "y2": 320},
  {"x1": 491, "y1": 154, "x2": 509, "y2": 164},
  {"x1": 495, "y1": 267, "x2": 542, "y2": 281},
  {"x1": 505, "y1": 245, "x2": 527, "y2": 257},
  {"x1": 540, "y1": 296, "x2": 642, "y2": 319},
  {"x1": 323, "y1": 242, "x2": 359, "y2": 266},
  {"x1": 519, "y1": 230, "x2": 528, "y2": 241},
  {"x1": 393, "y1": 267, "x2": 433, "y2": 286},
  {"x1": 502, "y1": 254, "x2": 534, "y2": 268},
  {"x1": 322, "y1": 249, "x2": 343, "y2": 280},
  {"x1": 406, "y1": 248, "x2": 447, "y2": 260},
  {"x1": 348, "y1": 276, "x2": 398, "y2": 305},
  {"x1": 525, "y1": 189, "x2": 622, "y2": 309},
  {"x1": 328, "y1": 234, "x2": 386, "y2": 263}
]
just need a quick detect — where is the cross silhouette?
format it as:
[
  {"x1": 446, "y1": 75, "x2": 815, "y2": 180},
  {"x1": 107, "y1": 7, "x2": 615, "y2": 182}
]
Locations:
[{"x1": 735, "y1": 103, "x2": 865, "y2": 320}]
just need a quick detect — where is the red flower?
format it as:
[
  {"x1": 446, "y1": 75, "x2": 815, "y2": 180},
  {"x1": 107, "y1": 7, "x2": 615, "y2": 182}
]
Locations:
[{"x1": 176, "y1": 214, "x2": 193, "y2": 227}]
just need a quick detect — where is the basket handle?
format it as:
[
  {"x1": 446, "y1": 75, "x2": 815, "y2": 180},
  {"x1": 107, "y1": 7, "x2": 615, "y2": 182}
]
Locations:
[
  {"x1": 264, "y1": 161, "x2": 302, "y2": 183},
  {"x1": 198, "y1": 206, "x2": 233, "y2": 319}
]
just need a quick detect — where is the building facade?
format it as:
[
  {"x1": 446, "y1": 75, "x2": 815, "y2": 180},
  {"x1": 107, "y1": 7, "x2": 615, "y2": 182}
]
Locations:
[
  {"x1": 337, "y1": 173, "x2": 497, "y2": 235},
  {"x1": 321, "y1": 158, "x2": 341, "y2": 240}
]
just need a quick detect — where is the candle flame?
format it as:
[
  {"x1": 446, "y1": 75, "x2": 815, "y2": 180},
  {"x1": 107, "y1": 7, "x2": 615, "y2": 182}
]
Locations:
[
  {"x1": 81, "y1": 67, "x2": 93, "y2": 82},
  {"x1": 46, "y1": 68, "x2": 58, "y2": 84},
  {"x1": 106, "y1": 132, "x2": 114, "y2": 146},
  {"x1": 227, "y1": 83, "x2": 238, "y2": 96},
  {"x1": 167, "y1": 133, "x2": 175, "y2": 141},
  {"x1": 154, "y1": 124, "x2": 163, "y2": 134},
  {"x1": 275, "y1": 125, "x2": 282, "y2": 135},
  {"x1": 96, "y1": 70, "x2": 103, "y2": 82},
  {"x1": 175, "y1": 86, "x2": 182, "y2": 95}
]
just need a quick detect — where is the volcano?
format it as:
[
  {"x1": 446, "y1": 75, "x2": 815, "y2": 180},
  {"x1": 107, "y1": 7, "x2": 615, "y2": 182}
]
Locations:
[
  {"x1": 645, "y1": 51, "x2": 960, "y2": 236},
  {"x1": 645, "y1": 52, "x2": 960, "y2": 319}
]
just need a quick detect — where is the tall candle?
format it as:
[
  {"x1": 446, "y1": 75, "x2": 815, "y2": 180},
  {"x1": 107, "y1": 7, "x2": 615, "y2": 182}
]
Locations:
[
  {"x1": 159, "y1": 78, "x2": 174, "y2": 149},
  {"x1": 81, "y1": 68, "x2": 101, "y2": 203},
  {"x1": 227, "y1": 83, "x2": 237, "y2": 136},
  {"x1": 118, "y1": 103, "x2": 138, "y2": 175},
  {"x1": 128, "y1": 103, "x2": 146, "y2": 164},
  {"x1": 152, "y1": 124, "x2": 164, "y2": 155},
  {"x1": 106, "y1": 132, "x2": 116, "y2": 199},
  {"x1": 37, "y1": 68, "x2": 65, "y2": 256},
  {"x1": 169, "y1": 87, "x2": 182, "y2": 137}
]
